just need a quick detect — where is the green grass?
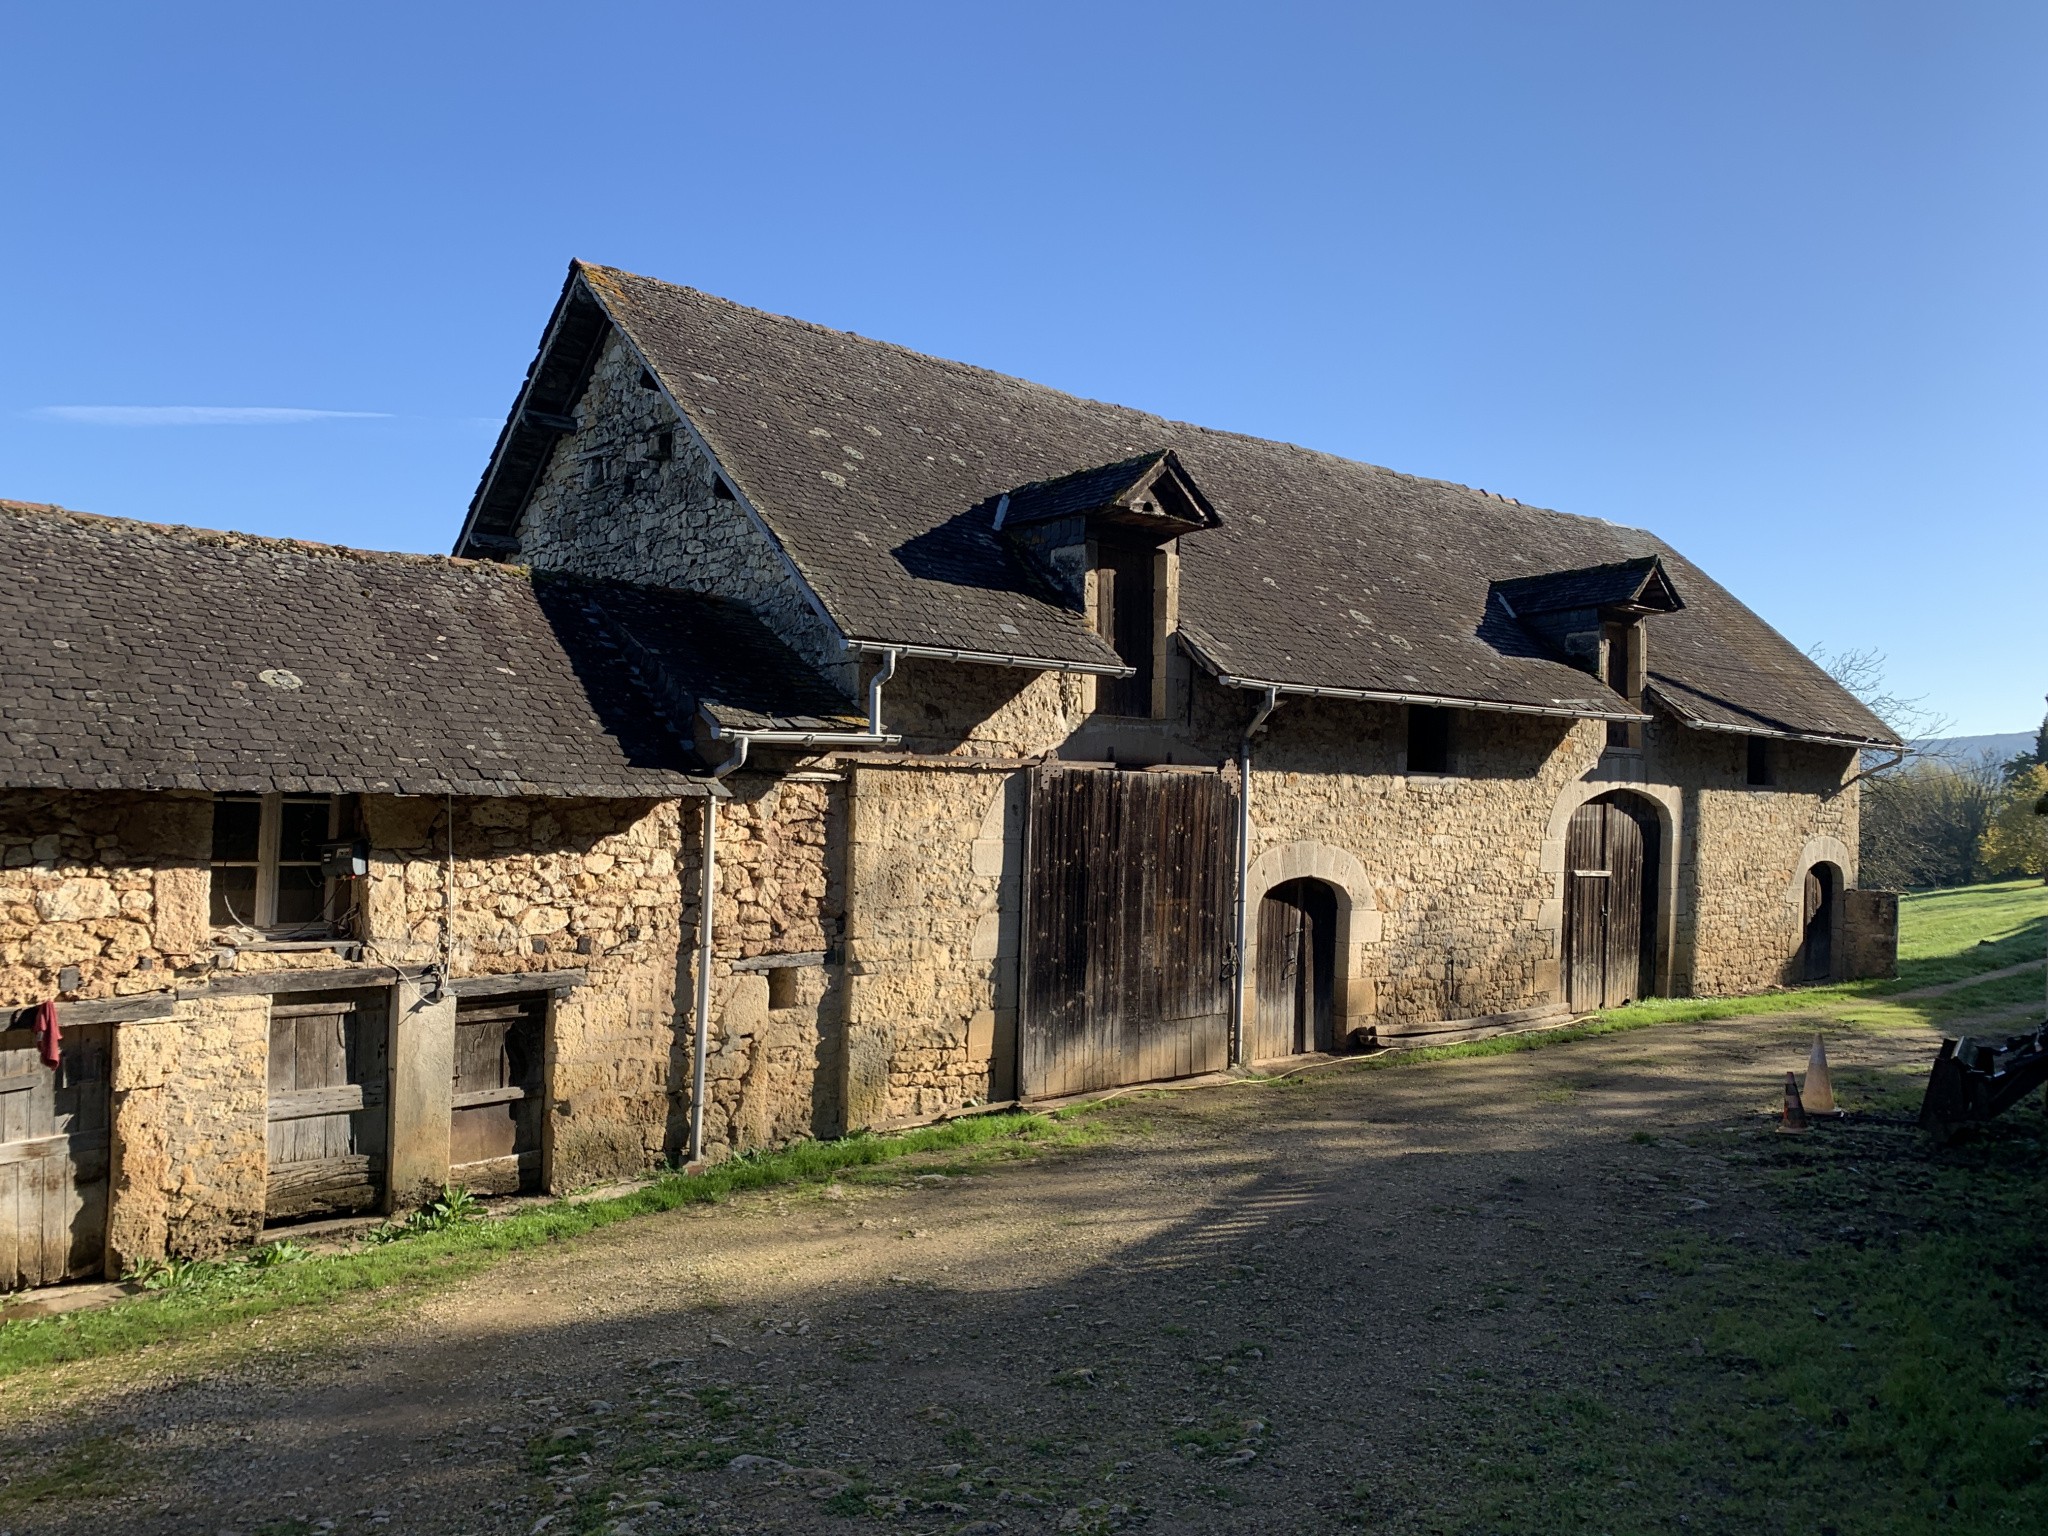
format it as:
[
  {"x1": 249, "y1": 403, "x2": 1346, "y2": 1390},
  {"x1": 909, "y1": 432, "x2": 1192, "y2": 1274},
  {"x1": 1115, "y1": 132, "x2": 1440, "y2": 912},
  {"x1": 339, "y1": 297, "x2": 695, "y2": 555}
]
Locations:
[
  {"x1": 1449, "y1": 1061, "x2": 2048, "y2": 1534},
  {"x1": 0, "y1": 1108, "x2": 1088, "y2": 1383}
]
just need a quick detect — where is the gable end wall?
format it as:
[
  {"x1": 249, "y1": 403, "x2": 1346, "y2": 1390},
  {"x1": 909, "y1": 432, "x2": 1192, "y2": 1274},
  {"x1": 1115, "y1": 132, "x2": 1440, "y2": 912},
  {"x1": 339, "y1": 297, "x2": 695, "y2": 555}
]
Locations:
[{"x1": 512, "y1": 331, "x2": 849, "y2": 683}]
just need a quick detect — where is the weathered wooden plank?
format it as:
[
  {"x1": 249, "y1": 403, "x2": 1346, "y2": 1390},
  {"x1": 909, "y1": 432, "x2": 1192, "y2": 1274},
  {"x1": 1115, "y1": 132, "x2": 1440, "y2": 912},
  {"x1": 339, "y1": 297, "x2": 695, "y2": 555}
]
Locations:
[
  {"x1": 0, "y1": 1130, "x2": 110, "y2": 1168},
  {"x1": 265, "y1": 1155, "x2": 380, "y2": 1220},
  {"x1": 729, "y1": 952, "x2": 827, "y2": 973},
  {"x1": 451, "y1": 1085, "x2": 526, "y2": 1110},
  {"x1": 267, "y1": 1084, "x2": 368, "y2": 1122},
  {"x1": 202, "y1": 965, "x2": 419, "y2": 999},
  {"x1": 3, "y1": 994, "x2": 177, "y2": 1029},
  {"x1": 449, "y1": 970, "x2": 585, "y2": 999}
]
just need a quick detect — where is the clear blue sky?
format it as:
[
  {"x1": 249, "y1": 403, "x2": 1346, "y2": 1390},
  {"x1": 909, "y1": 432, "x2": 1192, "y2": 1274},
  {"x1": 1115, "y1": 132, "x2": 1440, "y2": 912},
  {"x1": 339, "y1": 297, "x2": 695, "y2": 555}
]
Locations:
[{"x1": 4, "y1": 2, "x2": 2041, "y2": 735}]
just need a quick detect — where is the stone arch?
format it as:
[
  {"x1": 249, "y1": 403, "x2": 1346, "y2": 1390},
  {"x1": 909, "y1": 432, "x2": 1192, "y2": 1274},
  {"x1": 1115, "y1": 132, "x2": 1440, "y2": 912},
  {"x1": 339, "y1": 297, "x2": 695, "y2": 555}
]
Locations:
[
  {"x1": 1540, "y1": 778, "x2": 1683, "y2": 1000},
  {"x1": 1784, "y1": 834, "x2": 1857, "y2": 909},
  {"x1": 1243, "y1": 841, "x2": 1380, "y2": 1044}
]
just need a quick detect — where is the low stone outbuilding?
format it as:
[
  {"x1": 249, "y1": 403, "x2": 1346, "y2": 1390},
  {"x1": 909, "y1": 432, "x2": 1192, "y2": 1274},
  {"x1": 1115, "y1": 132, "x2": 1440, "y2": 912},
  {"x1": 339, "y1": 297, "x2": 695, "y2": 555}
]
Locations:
[{"x1": 1, "y1": 263, "x2": 1902, "y2": 1289}]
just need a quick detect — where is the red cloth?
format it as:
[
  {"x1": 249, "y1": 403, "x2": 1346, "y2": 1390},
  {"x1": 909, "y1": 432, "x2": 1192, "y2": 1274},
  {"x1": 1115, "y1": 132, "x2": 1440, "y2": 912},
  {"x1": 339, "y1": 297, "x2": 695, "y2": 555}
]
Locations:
[{"x1": 29, "y1": 1000, "x2": 59, "y2": 1070}]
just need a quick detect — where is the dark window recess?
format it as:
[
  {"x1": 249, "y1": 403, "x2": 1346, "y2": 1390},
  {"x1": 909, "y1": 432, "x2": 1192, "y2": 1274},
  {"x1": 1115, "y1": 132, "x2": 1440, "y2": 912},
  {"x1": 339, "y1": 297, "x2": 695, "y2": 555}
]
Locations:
[
  {"x1": 638, "y1": 368, "x2": 659, "y2": 391},
  {"x1": 1096, "y1": 544, "x2": 1156, "y2": 717},
  {"x1": 274, "y1": 799, "x2": 329, "y2": 926},
  {"x1": 768, "y1": 968, "x2": 800, "y2": 1010},
  {"x1": 1407, "y1": 706, "x2": 1452, "y2": 774},
  {"x1": 1747, "y1": 736, "x2": 1774, "y2": 786},
  {"x1": 712, "y1": 473, "x2": 736, "y2": 501},
  {"x1": 1603, "y1": 623, "x2": 1643, "y2": 751},
  {"x1": 652, "y1": 429, "x2": 674, "y2": 461}
]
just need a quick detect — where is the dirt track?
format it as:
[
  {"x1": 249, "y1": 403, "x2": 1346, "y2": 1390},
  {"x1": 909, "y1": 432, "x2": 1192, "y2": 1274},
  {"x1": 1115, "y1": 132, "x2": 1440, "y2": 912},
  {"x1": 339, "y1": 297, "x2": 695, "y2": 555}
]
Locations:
[{"x1": 0, "y1": 1010, "x2": 1948, "y2": 1536}]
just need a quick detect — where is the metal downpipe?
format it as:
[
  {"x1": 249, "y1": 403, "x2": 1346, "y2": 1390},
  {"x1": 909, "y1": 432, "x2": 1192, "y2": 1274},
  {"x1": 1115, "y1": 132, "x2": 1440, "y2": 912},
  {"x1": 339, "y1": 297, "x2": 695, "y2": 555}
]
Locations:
[{"x1": 1231, "y1": 686, "x2": 1280, "y2": 1066}]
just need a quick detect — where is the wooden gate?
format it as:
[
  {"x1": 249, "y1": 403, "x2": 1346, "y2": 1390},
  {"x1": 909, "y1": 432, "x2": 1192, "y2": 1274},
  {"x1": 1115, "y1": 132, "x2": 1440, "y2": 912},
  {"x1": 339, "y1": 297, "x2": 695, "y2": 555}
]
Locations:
[
  {"x1": 1801, "y1": 865, "x2": 1837, "y2": 982},
  {"x1": 1564, "y1": 794, "x2": 1659, "y2": 1012},
  {"x1": 266, "y1": 992, "x2": 389, "y2": 1221},
  {"x1": 451, "y1": 993, "x2": 546, "y2": 1195},
  {"x1": 1253, "y1": 879, "x2": 1337, "y2": 1061},
  {"x1": 0, "y1": 1020, "x2": 110, "y2": 1288},
  {"x1": 1020, "y1": 766, "x2": 1235, "y2": 1098}
]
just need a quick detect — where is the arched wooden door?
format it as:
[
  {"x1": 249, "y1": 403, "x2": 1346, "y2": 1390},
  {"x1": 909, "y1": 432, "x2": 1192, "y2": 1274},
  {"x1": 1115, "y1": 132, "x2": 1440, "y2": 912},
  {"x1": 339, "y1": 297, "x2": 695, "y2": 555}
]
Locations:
[
  {"x1": 1253, "y1": 878, "x2": 1338, "y2": 1060},
  {"x1": 1801, "y1": 864, "x2": 1839, "y2": 982},
  {"x1": 1563, "y1": 794, "x2": 1660, "y2": 1012}
]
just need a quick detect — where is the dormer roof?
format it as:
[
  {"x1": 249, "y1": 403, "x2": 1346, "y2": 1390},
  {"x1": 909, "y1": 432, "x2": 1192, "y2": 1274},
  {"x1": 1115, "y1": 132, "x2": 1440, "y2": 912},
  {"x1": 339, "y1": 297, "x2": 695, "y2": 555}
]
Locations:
[
  {"x1": 994, "y1": 449, "x2": 1221, "y2": 536},
  {"x1": 1492, "y1": 556, "x2": 1684, "y2": 620}
]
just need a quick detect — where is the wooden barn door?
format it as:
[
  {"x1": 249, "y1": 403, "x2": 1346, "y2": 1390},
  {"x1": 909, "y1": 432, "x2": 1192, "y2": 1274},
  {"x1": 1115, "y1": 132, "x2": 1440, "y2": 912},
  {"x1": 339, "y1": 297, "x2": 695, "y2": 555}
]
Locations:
[
  {"x1": 1564, "y1": 795, "x2": 1658, "y2": 1013},
  {"x1": 1253, "y1": 879, "x2": 1337, "y2": 1061},
  {"x1": 266, "y1": 993, "x2": 389, "y2": 1222},
  {"x1": 1020, "y1": 766, "x2": 1235, "y2": 1098},
  {"x1": 450, "y1": 993, "x2": 546, "y2": 1195},
  {"x1": 0, "y1": 1020, "x2": 110, "y2": 1288}
]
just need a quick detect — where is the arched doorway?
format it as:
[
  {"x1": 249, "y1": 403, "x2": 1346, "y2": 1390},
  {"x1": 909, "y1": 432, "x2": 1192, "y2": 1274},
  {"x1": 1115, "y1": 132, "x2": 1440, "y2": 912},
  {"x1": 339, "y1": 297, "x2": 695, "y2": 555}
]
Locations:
[
  {"x1": 1801, "y1": 862, "x2": 1841, "y2": 982},
  {"x1": 1563, "y1": 792, "x2": 1661, "y2": 1012},
  {"x1": 1253, "y1": 878, "x2": 1338, "y2": 1059}
]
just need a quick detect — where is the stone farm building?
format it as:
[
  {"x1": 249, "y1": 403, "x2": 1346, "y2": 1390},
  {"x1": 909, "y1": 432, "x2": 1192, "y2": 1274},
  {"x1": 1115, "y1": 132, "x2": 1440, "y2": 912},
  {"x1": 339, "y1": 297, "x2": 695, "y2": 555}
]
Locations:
[{"x1": 0, "y1": 262, "x2": 1899, "y2": 1289}]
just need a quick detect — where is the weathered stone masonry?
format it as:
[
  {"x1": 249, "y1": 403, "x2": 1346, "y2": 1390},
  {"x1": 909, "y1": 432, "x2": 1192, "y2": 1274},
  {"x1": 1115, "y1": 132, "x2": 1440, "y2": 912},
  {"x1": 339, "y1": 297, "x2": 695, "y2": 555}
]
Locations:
[{"x1": 1, "y1": 780, "x2": 847, "y2": 1268}]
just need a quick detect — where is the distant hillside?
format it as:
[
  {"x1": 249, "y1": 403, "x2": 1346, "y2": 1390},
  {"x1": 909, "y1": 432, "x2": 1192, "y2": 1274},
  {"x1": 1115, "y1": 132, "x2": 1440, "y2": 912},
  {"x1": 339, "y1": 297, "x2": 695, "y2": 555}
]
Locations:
[{"x1": 1910, "y1": 732, "x2": 2036, "y2": 766}]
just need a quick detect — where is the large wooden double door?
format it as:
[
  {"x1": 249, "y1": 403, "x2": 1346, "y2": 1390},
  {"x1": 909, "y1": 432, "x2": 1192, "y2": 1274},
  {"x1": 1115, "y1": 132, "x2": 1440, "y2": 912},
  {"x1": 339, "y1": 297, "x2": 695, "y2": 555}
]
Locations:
[
  {"x1": 1020, "y1": 766, "x2": 1236, "y2": 1099},
  {"x1": 1563, "y1": 793, "x2": 1661, "y2": 1013}
]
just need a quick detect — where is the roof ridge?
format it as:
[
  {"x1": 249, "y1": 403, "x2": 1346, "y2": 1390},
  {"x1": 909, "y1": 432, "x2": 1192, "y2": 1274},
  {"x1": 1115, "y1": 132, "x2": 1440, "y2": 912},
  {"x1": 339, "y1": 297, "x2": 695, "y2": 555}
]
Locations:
[
  {"x1": 0, "y1": 497, "x2": 512, "y2": 576},
  {"x1": 579, "y1": 263, "x2": 1659, "y2": 540}
]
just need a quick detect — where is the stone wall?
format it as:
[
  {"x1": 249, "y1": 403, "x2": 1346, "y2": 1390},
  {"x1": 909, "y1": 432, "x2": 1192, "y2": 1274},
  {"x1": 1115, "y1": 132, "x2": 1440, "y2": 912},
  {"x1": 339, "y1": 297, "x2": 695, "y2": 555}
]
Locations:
[
  {"x1": 843, "y1": 761, "x2": 1018, "y2": 1127},
  {"x1": 357, "y1": 795, "x2": 693, "y2": 1186},
  {"x1": 1666, "y1": 733, "x2": 1860, "y2": 996},
  {"x1": 0, "y1": 790, "x2": 211, "y2": 1006},
  {"x1": 512, "y1": 330, "x2": 847, "y2": 680},
  {"x1": 1244, "y1": 699, "x2": 1601, "y2": 1029},
  {"x1": 691, "y1": 772, "x2": 848, "y2": 1156},
  {"x1": 105, "y1": 994, "x2": 268, "y2": 1267}
]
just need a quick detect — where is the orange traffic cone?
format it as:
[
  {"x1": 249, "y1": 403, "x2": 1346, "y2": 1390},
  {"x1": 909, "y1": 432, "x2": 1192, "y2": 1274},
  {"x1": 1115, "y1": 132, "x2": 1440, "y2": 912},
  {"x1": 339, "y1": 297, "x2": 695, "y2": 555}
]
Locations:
[
  {"x1": 1804, "y1": 1034, "x2": 1837, "y2": 1115},
  {"x1": 1778, "y1": 1071, "x2": 1809, "y2": 1134}
]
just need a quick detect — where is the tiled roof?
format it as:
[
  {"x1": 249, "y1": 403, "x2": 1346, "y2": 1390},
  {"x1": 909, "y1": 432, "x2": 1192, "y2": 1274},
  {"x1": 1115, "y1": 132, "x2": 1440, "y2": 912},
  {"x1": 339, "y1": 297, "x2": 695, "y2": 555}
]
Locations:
[
  {"x1": 0, "y1": 501, "x2": 859, "y2": 796},
  {"x1": 472, "y1": 264, "x2": 1898, "y2": 746}
]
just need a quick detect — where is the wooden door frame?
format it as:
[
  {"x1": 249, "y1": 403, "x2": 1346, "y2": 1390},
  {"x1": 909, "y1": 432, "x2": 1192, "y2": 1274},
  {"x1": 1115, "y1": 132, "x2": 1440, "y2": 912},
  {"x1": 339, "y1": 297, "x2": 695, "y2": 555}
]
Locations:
[
  {"x1": 1240, "y1": 841, "x2": 1378, "y2": 1050},
  {"x1": 1544, "y1": 780, "x2": 1679, "y2": 1002}
]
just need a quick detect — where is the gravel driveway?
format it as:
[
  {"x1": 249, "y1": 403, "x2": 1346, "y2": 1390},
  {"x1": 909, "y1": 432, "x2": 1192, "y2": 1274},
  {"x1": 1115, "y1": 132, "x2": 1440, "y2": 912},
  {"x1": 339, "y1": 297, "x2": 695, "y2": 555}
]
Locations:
[{"x1": 0, "y1": 1010, "x2": 1943, "y2": 1536}]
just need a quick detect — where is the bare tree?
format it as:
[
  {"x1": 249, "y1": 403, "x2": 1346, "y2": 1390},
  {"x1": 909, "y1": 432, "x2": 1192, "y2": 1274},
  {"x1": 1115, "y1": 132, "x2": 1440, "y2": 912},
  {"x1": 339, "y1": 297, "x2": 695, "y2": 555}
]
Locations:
[{"x1": 1807, "y1": 645, "x2": 1983, "y2": 888}]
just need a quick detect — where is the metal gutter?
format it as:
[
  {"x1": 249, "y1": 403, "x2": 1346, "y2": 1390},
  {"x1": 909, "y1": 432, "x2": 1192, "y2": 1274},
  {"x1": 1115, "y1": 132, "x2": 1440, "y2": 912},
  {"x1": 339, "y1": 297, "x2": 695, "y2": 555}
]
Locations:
[
  {"x1": 852, "y1": 639, "x2": 1135, "y2": 679},
  {"x1": 1178, "y1": 633, "x2": 1646, "y2": 724},
  {"x1": 1660, "y1": 713, "x2": 1897, "y2": 752}
]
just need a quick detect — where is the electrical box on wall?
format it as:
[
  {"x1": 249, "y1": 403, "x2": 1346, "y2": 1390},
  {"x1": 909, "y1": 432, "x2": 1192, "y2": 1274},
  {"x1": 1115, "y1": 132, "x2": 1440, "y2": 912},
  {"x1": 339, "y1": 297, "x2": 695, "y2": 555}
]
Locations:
[{"x1": 320, "y1": 839, "x2": 370, "y2": 880}]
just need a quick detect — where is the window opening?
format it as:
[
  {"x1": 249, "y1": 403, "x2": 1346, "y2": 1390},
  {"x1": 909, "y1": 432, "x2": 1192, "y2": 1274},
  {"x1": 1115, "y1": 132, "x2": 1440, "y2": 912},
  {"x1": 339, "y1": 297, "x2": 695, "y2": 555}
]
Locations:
[
  {"x1": 1095, "y1": 542, "x2": 1156, "y2": 717},
  {"x1": 1603, "y1": 622, "x2": 1643, "y2": 752},
  {"x1": 638, "y1": 368, "x2": 659, "y2": 391},
  {"x1": 1407, "y1": 706, "x2": 1452, "y2": 775},
  {"x1": 712, "y1": 474, "x2": 736, "y2": 501},
  {"x1": 211, "y1": 794, "x2": 342, "y2": 933},
  {"x1": 767, "y1": 968, "x2": 800, "y2": 1011},
  {"x1": 652, "y1": 429, "x2": 674, "y2": 462},
  {"x1": 1746, "y1": 736, "x2": 1774, "y2": 787}
]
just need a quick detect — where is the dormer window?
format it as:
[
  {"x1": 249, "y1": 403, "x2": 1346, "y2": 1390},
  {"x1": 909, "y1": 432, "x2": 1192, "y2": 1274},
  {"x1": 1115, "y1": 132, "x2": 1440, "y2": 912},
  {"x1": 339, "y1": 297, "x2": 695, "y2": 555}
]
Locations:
[
  {"x1": 1095, "y1": 539, "x2": 1157, "y2": 717},
  {"x1": 1489, "y1": 556, "x2": 1682, "y2": 754},
  {"x1": 992, "y1": 449, "x2": 1222, "y2": 720}
]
